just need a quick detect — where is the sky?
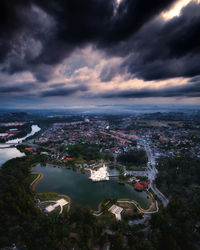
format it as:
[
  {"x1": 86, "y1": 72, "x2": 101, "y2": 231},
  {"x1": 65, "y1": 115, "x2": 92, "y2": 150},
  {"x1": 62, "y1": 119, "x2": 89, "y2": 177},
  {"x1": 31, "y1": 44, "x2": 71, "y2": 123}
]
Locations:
[{"x1": 0, "y1": 0, "x2": 200, "y2": 109}]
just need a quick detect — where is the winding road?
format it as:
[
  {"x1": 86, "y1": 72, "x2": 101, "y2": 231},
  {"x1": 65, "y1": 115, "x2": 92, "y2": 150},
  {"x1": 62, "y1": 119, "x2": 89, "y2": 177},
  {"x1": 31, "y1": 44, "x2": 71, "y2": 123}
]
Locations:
[
  {"x1": 141, "y1": 140, "x2": 169, "y2": 207},
  {"x1": 103, "y1": 130, "x2": 169, "y2": 207}
]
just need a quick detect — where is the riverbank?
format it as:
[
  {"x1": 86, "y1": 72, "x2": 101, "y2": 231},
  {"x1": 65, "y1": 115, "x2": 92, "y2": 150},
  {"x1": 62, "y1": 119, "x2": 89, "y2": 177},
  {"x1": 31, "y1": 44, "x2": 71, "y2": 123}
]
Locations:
[
  {"x1": 6, "y1": 124, "x2": 41, "y2": 144},
  {"x1": 0, "y1": 125, "x2": 41, "y2": 167}
]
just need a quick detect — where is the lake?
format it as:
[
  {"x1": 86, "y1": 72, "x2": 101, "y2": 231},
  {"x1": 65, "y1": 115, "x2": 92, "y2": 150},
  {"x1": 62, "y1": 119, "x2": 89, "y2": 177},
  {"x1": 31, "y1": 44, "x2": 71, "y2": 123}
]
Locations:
[{"x1": 33, "y1": 164, "x2": 150, "y2": 210}]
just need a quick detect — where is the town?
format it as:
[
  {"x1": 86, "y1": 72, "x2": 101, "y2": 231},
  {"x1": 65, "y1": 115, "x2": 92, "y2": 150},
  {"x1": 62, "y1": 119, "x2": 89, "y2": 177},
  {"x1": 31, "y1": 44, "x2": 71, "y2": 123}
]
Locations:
[
  {"x1": 2, "y1": 112, "x2": 200, "y2": 210},
  {"x1": 1, "y1": 111, "x2": 200, "y2": 249}
]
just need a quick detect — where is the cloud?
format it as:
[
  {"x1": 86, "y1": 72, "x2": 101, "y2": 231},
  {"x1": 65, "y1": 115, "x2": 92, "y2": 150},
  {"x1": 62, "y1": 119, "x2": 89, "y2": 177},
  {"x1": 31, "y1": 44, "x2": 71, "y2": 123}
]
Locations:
[
  {"x1": 97, "y1": 81, "x2": 200, "y2": 98},
  {"x1": 49, "y1": 83, "x2": 66, "y2": 88},
  {"x1": 189, "y1": 75, "x2": 200, "y2": 83},
  {"x1": 1, "y1": 0, "x2": 200, "y2": 107},
  {"x1": 0, "y1": 82, "x2": 35, "y2": 94},
  {"x1": 104, "y1": 0, "x2": 177, "y2": 43},
  {"x1": 0, "y1": 0, "x2": 177, "y2": 81},
  {"x1": 102, "y1": 1, "x2": 200, "y2": 81},
  {"x1": 41, "y1": 85, "x2": 88, "y2": 97},
  {"x1": 0, "y1": 2, "x2": 56, "y2": 80}
]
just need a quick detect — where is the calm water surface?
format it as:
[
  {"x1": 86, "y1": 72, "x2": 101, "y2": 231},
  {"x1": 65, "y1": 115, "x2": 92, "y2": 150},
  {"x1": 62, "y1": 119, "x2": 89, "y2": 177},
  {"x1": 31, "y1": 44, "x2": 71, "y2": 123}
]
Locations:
[
  {"x1": 0, "y1": 124, "x2": 40, "y2": 166},
  {"x1": 0, "y1": 147, "x2": 25, "y2": 166},
  {"x1": 34, "y1": 164, "x2": 150, "y2": 210}
]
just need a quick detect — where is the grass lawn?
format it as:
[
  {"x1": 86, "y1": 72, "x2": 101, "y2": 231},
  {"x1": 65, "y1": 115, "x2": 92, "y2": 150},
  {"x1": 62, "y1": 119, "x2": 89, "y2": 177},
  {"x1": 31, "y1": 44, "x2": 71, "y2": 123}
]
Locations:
[
  {"x1": 37, "y1": 192, "x2": 66, "y2": 201},
  {"x1": 36, "y1": 192, "x2": 71, "y2": 214}
]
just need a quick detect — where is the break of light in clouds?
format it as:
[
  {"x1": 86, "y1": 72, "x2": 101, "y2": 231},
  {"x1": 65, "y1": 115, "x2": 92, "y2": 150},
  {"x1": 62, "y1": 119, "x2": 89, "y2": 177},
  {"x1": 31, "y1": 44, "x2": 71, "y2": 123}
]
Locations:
[
  {"x1": 162, "y1": 0, "x2": 191, "y2": 19},
  {"x1": 162, "y1": 0, "x2": 199, "y2": 19},
  {"x1": 0, "y1": 0, "x2": 200, "y2": 109}
]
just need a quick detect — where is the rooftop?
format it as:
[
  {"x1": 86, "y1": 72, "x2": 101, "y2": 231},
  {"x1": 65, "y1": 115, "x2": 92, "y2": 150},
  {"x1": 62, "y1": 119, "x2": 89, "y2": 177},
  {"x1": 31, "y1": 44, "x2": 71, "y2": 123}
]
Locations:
[{"x1": 108, "y1": 204, "x2": 123, "y2": 220}]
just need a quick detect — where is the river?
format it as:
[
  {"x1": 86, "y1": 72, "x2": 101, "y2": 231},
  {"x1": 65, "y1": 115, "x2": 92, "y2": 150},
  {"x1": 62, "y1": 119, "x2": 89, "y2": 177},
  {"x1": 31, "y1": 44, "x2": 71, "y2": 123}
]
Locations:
[
  {"x1": 0, "y1": 125, "x2": 41, "y2": 166},
  {"x1": 6, "y1": 125, "x2": 41, "y2": 144}
]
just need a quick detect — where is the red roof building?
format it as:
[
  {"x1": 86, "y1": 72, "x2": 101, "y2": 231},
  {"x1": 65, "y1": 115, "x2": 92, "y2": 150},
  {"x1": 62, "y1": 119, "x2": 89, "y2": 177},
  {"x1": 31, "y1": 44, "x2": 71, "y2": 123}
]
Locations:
[
  {"x1": 134, "y1": 180, "x2": 150, "y2": 191},
  {"x1": 66, "y1": 157, "x2": 74, "y2": 161},
  {"x1": 7, "y1": 130, "x2": 21, "y2": 134},
  {"x1": 25, "y1": 148, "x2": 37, "y2": 153}
]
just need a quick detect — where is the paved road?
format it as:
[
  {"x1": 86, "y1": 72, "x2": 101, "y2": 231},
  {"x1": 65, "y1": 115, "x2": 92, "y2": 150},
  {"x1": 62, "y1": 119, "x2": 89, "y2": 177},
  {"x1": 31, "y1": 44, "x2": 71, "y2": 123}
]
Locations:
[
  {"x1": 125, "y1": 170, "x2": 148, "y2": 177},
  {"x1": 150, "y1": 181, "x2": 169, "y2": 207},
  {"x1": 106, "y1": 131, "x2": 169, "y2": 208},
  {"x1": 140, "y1": 140, "x2": 169, "y2": 207}
]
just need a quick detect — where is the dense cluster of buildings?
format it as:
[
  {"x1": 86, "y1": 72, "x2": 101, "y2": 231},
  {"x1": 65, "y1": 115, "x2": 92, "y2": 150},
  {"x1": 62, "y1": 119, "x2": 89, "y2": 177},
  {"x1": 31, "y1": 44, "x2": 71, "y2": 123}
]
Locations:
[
  {"x1": 136, "y1": 126, "x2": 200, "y2": 158},
  {"x1": 30, "y1": 115, "x2": 200, "y2": 164},
  {"x1": 35, "y1": 119, "x2": 138, "y2": 162},
  {"x1": 0, "y1": 123, "x2": 26, "y2": 141}
]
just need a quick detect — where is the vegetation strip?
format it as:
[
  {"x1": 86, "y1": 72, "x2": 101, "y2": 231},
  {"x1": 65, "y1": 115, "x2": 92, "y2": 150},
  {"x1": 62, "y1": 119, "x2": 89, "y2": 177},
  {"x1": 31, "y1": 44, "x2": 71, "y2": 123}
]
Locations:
[{"x1": 30, "y1": 172, "x2": 44, "y2": 191}]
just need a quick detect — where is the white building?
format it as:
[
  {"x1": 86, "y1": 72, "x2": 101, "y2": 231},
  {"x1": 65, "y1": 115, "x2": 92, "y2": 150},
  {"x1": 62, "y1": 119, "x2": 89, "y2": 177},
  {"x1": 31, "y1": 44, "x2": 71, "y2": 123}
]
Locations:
[
  {"x1": 109, "y1": 205, "x2": 123, "y2": 220},
  {"x1": 45, "y1": 199, "x2": 68, "y2": 213},
  {"x1": 89, "y1": 164, "x2": 109, "y2": 182}
]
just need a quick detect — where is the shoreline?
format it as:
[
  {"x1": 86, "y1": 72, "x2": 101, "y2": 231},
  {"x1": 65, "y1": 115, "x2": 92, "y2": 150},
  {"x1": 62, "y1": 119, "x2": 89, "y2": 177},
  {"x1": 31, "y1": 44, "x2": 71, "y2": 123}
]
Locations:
[
  {"x1": 30, "y1": 169, "x2": 71, "y2": 212},
  {"x1": 6, "y1": 124, "x2": 41, "y2": 144},
  {"x1": 30, "y1": 172, "x2": 44, "y2": 192},
  {"x1": 117, "y1": 190, "x2": 158, "y2": 214}
]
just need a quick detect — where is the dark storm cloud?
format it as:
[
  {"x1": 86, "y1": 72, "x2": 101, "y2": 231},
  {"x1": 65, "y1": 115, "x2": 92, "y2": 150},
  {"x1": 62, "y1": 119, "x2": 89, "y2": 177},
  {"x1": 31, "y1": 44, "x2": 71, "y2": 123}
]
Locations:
[
  {"x1": 0, "y1": 0, "x2": 177, "y2": 80},
  {"x1": 104, "y1": 0, "x2": 177, "y2": 43},
  {"x1": 0, "y1": 82, "x2": 35, "y2": 94},
  {"x1": 102, "y1": 1, "x2": 200, "y2": 81},
  {"x1": 41, "y1": 85, "x2": 88, "y2": 97},
  {"x1": 0, "y1": 0, "x2": 56, "y2": 79},
  {"x1": 33, "y1": 0, "x2": 176, "y2": 46},
  {"x1": 189, "y1": 76, "x2": 200, "y2": 83},
  {"x1": 1, "y1": 0, "x2": 200, "y2": 105},
  {"x1": 49, "y1": 83, "x2": 66, "y2": 88},
  {"x1": 98, "y1": 81, "x2": 200, "y2": 99}
]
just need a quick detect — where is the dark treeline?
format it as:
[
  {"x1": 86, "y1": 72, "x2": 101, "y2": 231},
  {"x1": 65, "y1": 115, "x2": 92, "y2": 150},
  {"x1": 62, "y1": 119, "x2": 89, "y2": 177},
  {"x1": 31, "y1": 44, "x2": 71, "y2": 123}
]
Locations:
[
  {"x1": 68, "y1": 144, "x2": 102, "y2": 162},
  {"x1": 117, "y1": 150, "x2": 148, "y2": 166},
  {"x1": 150, "y1": 196, "x2": 200, "y2": 250},
  {"x1": 0, "y1": 156, "x2": 200, "y2": 249},
  {"x1": 156, "y1": 156, "x2": 200, "y2": 201}
]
